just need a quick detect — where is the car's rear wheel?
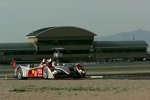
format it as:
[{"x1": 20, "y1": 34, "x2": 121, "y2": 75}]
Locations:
[{"x1": 17, "y1": 68, "x2": 23, "y2": 80}]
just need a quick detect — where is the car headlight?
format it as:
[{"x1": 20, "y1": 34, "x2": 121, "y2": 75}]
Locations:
[
  {"x1": 82, "y1": 71, "x2": 85, "y2": 73},
  {"x1": 52, "y1": 70, "x2": 57, "y2": 74}
]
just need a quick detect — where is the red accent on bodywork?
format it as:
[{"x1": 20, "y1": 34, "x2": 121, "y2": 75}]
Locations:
[
  {"x1": 28, "y1": 70, "x2": 34, "y2": 77},
  {"x1": 76, "y1": 64, "x2": 82, "y2": 70},
  {"x1": 28, "y1": 67, "x2": 43, "y2": 77},
  {"x1": 27, "y1": 60, "x2": 56, "y2": 78}
]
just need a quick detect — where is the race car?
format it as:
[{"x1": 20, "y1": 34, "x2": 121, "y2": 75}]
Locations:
[{"x1": 10, "y1": 58, "x2": 86, "y2": 80}]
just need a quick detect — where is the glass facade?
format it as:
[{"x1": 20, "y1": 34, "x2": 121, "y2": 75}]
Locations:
[
  {"x1": 38, "y1": 40, "x2": 93, "y2": 45},
  {"x1": 0, "y1": 50, "x2": 36, "y2": 55},
  {"x1": 36, "y1": 50, "x2": 90, "y2": 55},
  {"x1": 101, "y1": 48, "x2": 146, "y2": 53}
]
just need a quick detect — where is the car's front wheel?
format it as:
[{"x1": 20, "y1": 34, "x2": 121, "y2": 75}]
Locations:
[{"x1": 43, "y1": 67, "x2": 49, "y2": 79}]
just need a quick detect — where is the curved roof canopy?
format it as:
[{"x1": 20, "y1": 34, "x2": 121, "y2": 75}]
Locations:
[
  {"x1": 27, "y1": 26, "x2": 96, "y2": 38},
  {"x1": 94, "y1": 41, "x2": 148, "y2": 48}
]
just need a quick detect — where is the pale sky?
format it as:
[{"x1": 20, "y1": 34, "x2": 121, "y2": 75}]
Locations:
[{"x1": 0, "y1": 0, "x2": 150, "y2": 43}]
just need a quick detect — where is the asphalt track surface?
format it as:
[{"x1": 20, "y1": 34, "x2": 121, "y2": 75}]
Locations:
[
  {"x1": 1, "y1": 61, "x2": 150, "y2": 80},
  {"x1": 1, "y1": 73, "x2": 150, "y2": 80}
]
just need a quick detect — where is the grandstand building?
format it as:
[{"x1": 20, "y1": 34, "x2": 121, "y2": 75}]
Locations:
[
  {"x1": 93, "y1": 41, "x2": 149, "y2": 62},
  {"x1": 0, "y1": 26, "x2": 149, "y2": 63}
]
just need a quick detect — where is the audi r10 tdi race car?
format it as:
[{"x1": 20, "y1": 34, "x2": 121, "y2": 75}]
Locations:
[{"x1": 11, "y1": 58, "x2": 86, "y2": 80}]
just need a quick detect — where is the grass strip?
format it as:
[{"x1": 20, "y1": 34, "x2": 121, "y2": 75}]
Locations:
[{"x1": 9, "y1": 85, "x2": 128, "y2": 94}]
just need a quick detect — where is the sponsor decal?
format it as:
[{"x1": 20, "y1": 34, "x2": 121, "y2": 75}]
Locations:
[
  {"x1": 37, "y1": 69, "x2": 42, "y2": 74},
  {"x1": 37, "y1": 69, "x2": 42, "y2": 76}
]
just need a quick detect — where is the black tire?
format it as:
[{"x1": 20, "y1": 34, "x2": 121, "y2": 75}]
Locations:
[
  {"x1": 17, "y1": 68, "x2": 23, "y2": 80},
  {"x1": 43, "y1": 67, "x2": 49, "y2": 79},
  {"x1": 71, "y1": 71, "x2": 82, "y2": 79}
]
